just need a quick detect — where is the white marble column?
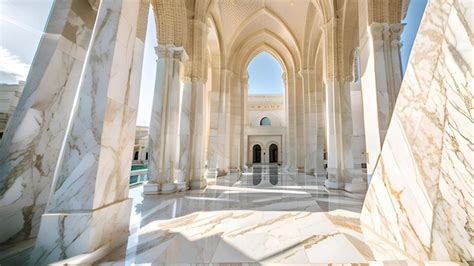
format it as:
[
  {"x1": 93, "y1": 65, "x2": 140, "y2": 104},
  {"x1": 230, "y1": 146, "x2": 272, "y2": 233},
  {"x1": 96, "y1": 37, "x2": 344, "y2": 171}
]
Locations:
[
  {"x1": 188, "y1": 79, "x2": 208, "y2": 189},
  {"x1": 204, "y1": 67, "x2": 221, "y2": 179},
  {"x1": 176, "y1": 79, "x2": 192, "y2": 190},
  {"x1": 283, "y1": 72, "x2": 297, "y2": 171},
  {"x1": 144, "y1": 44, "x2": 188, "y2": 194},
  {"x1": 343, "y1": 79, "x2": 368, "y2": 192},
  {"x1": 229, "y1": 74, "x2": 242, "y2": 172},
  {"x1": 314, "y1": 80, "x2": 327, "y2": 177},
  {"x1": 359, "y1": 22, "x2": 404, "y2": 175},
  {"x1": 295, "y1": 74, "x2": 306, "y2": 171},
  {"x1": 340, "y1": 81, "x2": 368, "y2": 192},
  {"x1": 30, "y1": 0, "x2": 148, "y2": 263},
  {"x1": 216, "y1": 69, "x2": 233, "y2": 174},
  {"x1": 177, "y1": 77, "x2": 208, "y2": 190},
  {"x1": 301, "y1": 69, "x2": 318, "y2": 174},
  {"x1": 176, "y1": 18, "x2": 210, "y2": 190},
  {"x1": 324, "y1": 80, "x2": 344, "y2": 188},
  {"x1": 324, "y1": 79, "x2": 356, "y2": 189},
  {"x1": 0, "y1": 0, "x2": 96, "y2": 245},
  {"x1": 241, "y1": 74, "x2": 249, "y2": 169}
]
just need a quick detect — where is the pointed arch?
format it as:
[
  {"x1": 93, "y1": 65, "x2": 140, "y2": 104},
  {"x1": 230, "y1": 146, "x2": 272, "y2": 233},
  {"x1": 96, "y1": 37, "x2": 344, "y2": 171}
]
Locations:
[{"x1": 229, "y1": 8, "x2": 301, "y2": 60}]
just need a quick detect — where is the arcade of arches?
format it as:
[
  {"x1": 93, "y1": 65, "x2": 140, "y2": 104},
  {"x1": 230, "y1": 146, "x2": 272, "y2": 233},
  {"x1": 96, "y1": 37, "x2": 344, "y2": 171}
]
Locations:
[{"x1": 0, "y1": 0, "x2": 471, "y2": 264}]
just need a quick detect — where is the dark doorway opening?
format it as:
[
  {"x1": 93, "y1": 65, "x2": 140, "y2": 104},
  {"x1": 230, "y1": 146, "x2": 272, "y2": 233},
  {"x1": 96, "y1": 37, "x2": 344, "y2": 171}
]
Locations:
[
  {"x1": 253, "y1": 144, "x2": 261, "y2": 163},
  {"x1": 269, "y1": 144, "x2": 278, "y2": 163}
]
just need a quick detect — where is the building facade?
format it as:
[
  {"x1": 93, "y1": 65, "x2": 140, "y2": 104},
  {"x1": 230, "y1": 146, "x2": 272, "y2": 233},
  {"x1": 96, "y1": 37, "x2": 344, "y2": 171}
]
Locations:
[{"x1": 0, "y1": 82, "x2": 24, "y2": 139}]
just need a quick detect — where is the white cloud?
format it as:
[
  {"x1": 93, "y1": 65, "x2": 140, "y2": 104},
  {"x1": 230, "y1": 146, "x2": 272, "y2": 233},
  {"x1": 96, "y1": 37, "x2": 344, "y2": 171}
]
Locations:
[{"x1": 0, "y1": 46, "x2": 30, "y2": 82}]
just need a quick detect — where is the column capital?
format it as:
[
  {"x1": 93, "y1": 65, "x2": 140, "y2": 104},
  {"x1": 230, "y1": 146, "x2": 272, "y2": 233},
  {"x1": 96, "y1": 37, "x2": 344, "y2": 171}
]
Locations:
[
  {"x1": 155, "y1": 44, "x2": 189, "y2": 63},
  {"x1": 389, "y1": 23, "x2": 405, "y2": 37},
  {"x1": 369, "y1": 23, "x2": 386, "y2": 41},
  {"x1": 338, "y1": 74, "x2": 356, "y2": 83},
  {"x1": 183, "y1": 76, "x2": 206, "y2": 83}
]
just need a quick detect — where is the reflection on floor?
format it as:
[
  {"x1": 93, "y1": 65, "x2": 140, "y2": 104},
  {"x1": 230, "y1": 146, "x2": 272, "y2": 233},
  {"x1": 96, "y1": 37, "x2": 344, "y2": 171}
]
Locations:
[{"x1": 100, "y1": 166, "x2": 374, "y2": 264}]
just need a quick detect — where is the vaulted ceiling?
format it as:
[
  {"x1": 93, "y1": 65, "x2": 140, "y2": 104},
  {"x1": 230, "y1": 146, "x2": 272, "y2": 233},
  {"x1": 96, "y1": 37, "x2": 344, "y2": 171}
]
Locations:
[
  {"x1": 209, "y1": 0, "x2": 321, "y2": 73},
  {"x1": 204, "y1": 0, "x2": 407, "y2": 76}
]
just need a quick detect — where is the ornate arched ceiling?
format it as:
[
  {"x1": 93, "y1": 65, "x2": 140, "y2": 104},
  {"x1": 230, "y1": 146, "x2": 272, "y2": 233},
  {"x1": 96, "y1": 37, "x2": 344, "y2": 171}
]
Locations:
[
  {"x1": 202, "y1": 0, "x2": 408, "y2": 79},
  {"x1": 339, "y1": 0, "x2": 360, "y2": 81},
  {"x1": 209, "y1": 0, "x2": 313, "y2": 70},
  {"x1": 207, "y1": 15, "x2": 222, "y2": 68},
  {"x1": 229, "y1": 30, "x2": 297, "y2": 76},
  {"x1": 211, "y1": 0, "x2": 310, "y2": 47},
  {"x1": 229, "y1": 8, "x2": 300, "y2": 56}
]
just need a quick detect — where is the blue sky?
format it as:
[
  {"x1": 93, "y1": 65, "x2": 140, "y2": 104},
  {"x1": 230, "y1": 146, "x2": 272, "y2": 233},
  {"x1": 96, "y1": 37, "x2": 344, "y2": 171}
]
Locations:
[
  {"x1": 401, "y1": 0, "x2": 428, "y2": 72},
  {"x1": 247, "y1": 51, "x2": 284, "y2": 95},
  {"x1": 0, "y1": 0, "x2": 427, "y2": 126}
]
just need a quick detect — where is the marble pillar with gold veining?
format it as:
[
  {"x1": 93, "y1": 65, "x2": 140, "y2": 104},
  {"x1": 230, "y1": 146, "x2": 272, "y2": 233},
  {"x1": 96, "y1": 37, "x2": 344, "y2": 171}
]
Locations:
[
  {"x1": 30, "y1": 0, "x2": 149, "y2": 263},
  {"x1": 324, "y1": 80, "x2": 349, "y2": 188},
  {"x1": 0, "y1": 0, "x2": 96, "y2": 245},
  {"x1": 361, "y1": 0, "x2": 473, "y2": 263},
  {"x1": 145, "y1": 44, "x2": 188, "y2": 194},
  {"x1": 301, "y1": 69, "x2": 317, "y2": 174},
  {"x1": 215, "y1": 69, "x2": 233, "y2": 174},
  {"x1": 359, "y1": 19, "x2": 404, "y2": 175}
]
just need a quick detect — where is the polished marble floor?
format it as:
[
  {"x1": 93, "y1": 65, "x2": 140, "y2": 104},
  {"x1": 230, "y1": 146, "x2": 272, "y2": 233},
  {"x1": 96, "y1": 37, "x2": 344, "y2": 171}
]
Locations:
[{"x1": 100, "y1": 166, "x2": 375, "y2": 264}]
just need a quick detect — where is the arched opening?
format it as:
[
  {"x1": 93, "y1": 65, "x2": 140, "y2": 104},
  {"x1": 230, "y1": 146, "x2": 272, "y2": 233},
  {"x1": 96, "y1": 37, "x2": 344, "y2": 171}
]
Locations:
[
  {"x1": 269, "y1": 144, "x2": 278, "y2": 163},
  {"x1": 247, "y1": 51, "x2": 284, "y2": 95},
  {"x1": 246, "y1": 51, "x2": 286, "y2": 166},
  {"x1": 134, "y1": 151, "x2": 139, "y2": 160},
  {"x1": 252, "y1": 144, "x2": 261, "y2": 163},
  {"x1": 260, "y1": 117, "x2": 271, "y2": 126}
]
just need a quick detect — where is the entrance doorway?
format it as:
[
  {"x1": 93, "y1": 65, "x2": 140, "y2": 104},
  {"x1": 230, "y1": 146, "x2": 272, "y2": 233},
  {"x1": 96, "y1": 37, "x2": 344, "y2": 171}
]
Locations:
[
  {"x1": 253, "y1": 144, "x2": 262, "y2": 163},
  {"x1": 269, "y1": 144, "x2": 278, "y2": 163}
]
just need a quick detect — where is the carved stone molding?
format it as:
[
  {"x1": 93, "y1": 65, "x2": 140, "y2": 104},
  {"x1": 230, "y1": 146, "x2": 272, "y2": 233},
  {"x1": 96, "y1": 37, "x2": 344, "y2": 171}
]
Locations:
[
  {"x1": 369, "y1": 23, "x2": 385, "y2": 41},
  {"x1": 389, "y1": 23, "x2": 405, "y2": 48},
  {"x1": 155, "y1": 44, "x2": 189, "y2": 62}
]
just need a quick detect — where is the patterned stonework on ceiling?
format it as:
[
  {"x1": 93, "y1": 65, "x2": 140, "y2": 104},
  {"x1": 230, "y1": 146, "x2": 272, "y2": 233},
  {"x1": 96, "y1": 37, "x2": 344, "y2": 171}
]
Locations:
[{"x1": 218, "y1": 0, "x2": 264, "y2": 39}]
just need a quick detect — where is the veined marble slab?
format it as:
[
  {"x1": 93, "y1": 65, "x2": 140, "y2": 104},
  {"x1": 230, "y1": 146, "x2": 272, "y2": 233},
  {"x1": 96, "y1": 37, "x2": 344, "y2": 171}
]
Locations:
[
  {"x1": 0, "y1": 0, "x2": 96, "y2": 245},
  {"x1": 361, "y1": 0, "x2": 473, "y2": 264},
  {"x1": 101, "y1": 209, "x2": 375, "y2": 264}
]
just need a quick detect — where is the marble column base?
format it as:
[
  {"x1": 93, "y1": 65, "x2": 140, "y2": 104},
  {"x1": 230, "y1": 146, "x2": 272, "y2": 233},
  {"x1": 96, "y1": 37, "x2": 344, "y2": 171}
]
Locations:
[
  {"x1": 324, "y1": 179, "x2": 345, "y2": 189},
  {"x1": 217, "y1": 168, "x2": 227, "y2": 177},
  {"x1": 229, "y1": 168, "x2": 240, "y2": 173},
  {"x1": 190, "y1": 178, "x2": 207, "y2": 189},
  {"x1": 279, "y1": 165, "x2": 289, "y2": 173},
  {"x1": 176, "y1": 182, "x2": 189, "y2": 192},
  {"x1": 205, "y1": 169, "x2": 218, "y2": 179},
  {"x1": 30, "y1": 198, "x2": 132, "y2": 265},
  {"x1": 143, "y1": 183, "x2": 160, "y2": 195},
  {"x1": 314, "y1": 169, "x2": 328, "y2": 180},
  {"x1": 344, "y1": 178, "x2": 368, "y2": 193},
  {"x1": 161, "y1": 183, "x2": 177, "y2": 194},
  {"x1": 325, "y1": 169, "x2": 345, "y2": 189},
  {"x1": 175, "y1": 170, "x2": 188, "y2": 192}
]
